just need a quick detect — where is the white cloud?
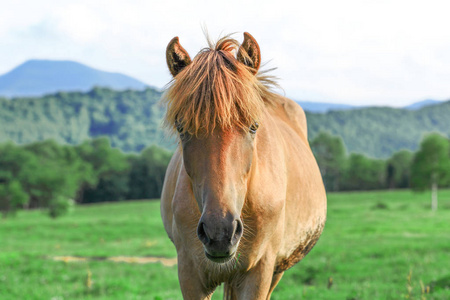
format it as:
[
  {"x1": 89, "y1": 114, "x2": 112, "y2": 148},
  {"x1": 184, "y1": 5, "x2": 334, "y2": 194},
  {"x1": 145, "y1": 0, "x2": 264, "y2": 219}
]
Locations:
[
  {"x1": 51, "y1": 4, "x2": 107, "y2": 44},
  {"x1": 1, "y1": 0, "x2": 450, "y2": 106}
]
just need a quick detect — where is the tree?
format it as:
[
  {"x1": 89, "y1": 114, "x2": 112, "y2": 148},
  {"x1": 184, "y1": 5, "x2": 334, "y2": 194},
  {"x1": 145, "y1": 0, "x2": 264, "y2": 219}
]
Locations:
[
  {"x1": 341, "y1": 153, "x2": 387, "y2": 191},
  {"x1": 0, "y1": 180, "x2": 28, "y2": 218},
  {"x1": 411, "y1": 133, "x2": 450, "y2": 211},
  {"x1": 127, "y1": 146, "x2": 172, "y2": 199},
  {"x1": 82, "y1": 171, "x2": 130, "y2": 203},
  {"x1": 0, "y1": 137, "x2": 174, "y2": 216},
  {"x1": 386, "y1": 150, "x2": 413, "y2": 189},
  {"x1": 74, "y1": 137, "x2": 129, "y2": 203},
  {"x1": 0, "y1": 142, "x2": 35, "y2": 216},
  {"x1": 23, "y1": 140, "x2": 83, "y2": 217},
  {"x1": 310, "y1": 132, "x2": 347, "y2": 191}
]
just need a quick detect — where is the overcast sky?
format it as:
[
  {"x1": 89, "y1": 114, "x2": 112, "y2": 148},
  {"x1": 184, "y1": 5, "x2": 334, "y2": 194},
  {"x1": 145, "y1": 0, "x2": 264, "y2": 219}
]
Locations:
[{"x1": 1, "y1": 0, "x2": 450, "y2": 106}]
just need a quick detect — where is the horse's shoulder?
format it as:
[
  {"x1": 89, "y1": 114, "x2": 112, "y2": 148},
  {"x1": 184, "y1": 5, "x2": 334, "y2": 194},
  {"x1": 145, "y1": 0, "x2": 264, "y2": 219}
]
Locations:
[{"x1": 273, "y1": 96, "x2": 308, "y2": 141}]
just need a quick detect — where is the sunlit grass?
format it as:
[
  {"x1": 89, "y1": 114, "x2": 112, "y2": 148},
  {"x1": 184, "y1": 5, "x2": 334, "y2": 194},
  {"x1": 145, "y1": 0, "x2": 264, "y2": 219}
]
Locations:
[{"x1": 1, "y1": 190, "x2": 449, "y2": 299}]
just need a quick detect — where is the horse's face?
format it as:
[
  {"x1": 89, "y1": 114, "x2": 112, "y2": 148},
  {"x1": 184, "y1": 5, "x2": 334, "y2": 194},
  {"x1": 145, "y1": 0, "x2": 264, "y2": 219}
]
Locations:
[
  {"x1": 165, "y1": 32, "x2": 263, "y2": 263},
  {"x1": 179, "y1": 124, "x2": 258, "y2": 263}
]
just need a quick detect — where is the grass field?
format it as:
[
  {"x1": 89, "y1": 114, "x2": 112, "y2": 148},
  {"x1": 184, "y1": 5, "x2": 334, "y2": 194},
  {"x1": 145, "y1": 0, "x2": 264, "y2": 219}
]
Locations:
[{"x1": 1, "y1": 190, "x2": 449, "y2": 299}]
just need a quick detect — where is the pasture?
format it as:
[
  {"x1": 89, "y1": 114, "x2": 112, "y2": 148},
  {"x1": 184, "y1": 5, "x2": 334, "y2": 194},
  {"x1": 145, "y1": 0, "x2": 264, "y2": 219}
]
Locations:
[{"x1": 1, "y1": 190, "x2": 449, "y2": 299}]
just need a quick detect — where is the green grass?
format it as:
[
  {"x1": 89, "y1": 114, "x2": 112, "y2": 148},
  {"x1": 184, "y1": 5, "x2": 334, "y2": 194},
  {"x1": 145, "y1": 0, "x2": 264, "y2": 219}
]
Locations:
[{"x1": 1, "y1": 191, "x2": 450, "y2": 299}]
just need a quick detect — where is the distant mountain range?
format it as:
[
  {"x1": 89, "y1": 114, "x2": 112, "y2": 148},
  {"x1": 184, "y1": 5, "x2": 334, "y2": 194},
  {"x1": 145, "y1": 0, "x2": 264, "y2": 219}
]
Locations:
[
  {"x1": 0, "y1": 60, "x2": 148, "y2": 98},
  {"x1": 294, "y1": 101, "x2": 358, "y2": 113},
  {"x1": 403, "y1": 99, "x2": 443, "y2": 110},
  {"x1": 0, "y1": 59, "x2": 445, "y2": 113},
  {"x1": 295, "y1": 99, "x2": 444, "y2": 113}
]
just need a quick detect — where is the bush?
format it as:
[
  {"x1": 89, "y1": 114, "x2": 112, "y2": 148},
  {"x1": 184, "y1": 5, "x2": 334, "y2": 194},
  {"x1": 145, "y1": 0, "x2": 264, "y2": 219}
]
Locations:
[{"x1": 48, "y1": 197, "x2": 75, "y2": 218}]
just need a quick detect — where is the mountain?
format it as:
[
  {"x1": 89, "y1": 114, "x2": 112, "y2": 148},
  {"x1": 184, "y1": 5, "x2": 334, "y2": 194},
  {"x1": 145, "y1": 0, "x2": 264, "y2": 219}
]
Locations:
[
  {"x1": 0, "y1": 87, "x2": 449, "y2": 158},
  {"x1": 297, "y1": 99, "x2": 445, "y2": 113},
  {"x1": 296, "y1": 101, "x2": 358, "y2": 113},
  {"x1": 404, "y1": 99, "x2": 442, "y2": 110},
  {"x1": 0, "y1": 60, "x2": 149, "y2": 98}
]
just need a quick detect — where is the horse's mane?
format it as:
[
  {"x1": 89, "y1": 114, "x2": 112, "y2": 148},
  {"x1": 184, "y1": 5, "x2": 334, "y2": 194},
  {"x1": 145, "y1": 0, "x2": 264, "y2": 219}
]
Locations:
[{"x1": 162, "y1": 35, "x2": 279, "y2": 136}]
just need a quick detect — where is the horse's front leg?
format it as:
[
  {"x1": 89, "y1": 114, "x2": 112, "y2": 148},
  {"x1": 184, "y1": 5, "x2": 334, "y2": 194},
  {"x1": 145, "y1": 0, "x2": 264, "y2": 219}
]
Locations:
[
  {"x1": 233, "y1": 255, "x2": 277, "y2": 300},
  {"x1": 178, "y1": 252, "x2": 214, "y2": 300}
]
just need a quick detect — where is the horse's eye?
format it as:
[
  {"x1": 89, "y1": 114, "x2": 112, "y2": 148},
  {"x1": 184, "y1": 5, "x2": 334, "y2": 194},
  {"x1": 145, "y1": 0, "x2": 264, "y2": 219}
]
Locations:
[
  {"x1": 249, "y1": 122, "x2": 259, "y2": 134},
  {"x1": 175, "y1": 120, "x2": 183, "y2": 133}
]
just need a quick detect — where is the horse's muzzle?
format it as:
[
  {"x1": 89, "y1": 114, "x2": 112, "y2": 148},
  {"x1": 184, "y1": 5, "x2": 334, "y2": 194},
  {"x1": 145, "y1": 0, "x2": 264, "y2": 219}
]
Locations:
[{"x1": 197, "y1": 213, "x2": 243, "y2": 263}]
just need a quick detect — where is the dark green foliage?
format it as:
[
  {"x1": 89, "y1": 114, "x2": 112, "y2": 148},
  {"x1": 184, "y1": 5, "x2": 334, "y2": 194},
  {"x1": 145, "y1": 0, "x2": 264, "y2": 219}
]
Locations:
[
  {"x1": 411, "y1": 133, "x2": 450, "y2": 190},
  {"x1": 48, "y1": 197, "x2": 75, "y2": 218},
  {"x1": 310, "y1": 132, "x2": 450, "y2": 192},
  {"x1": 386, "y1": 150, "x2": 413, "y2": 189},
  {"x1": 411, "y1": 133, "x2": 450, "y2": 210},
  {"x1": 0, "y1": 180, "x2": 28, "y2": 218},
  {"x1": 341, "y1": 153, "x2": 387, "y2": 191},
  {"x1": 82, "y1": 171, "x2": 130, "y2": 203},
  {"x1": 0, "y1": 140, "x2": 83, "y2": 217},
  {"x1": 23, "y1": 140, "x2": 84, "y2": 210},
  {"x1": 310, "y1": 132, "x2": 398, "y2": 191},
  {"x1": 310, "y1": 132, "x2": 347, "y2": 191},
  {"x1": 127, "y1": 146, "x2": 172, "y2": 200},
  {"x1": 74, "y1": 137, "x2": 130, "y2": 203},
  {"x1": 79, "y1": 142, "x2": 172, "y2": 203},
  {"x1": 0, "y1": 138, "x2": 172, "y2": 217},
  {"x1": 0, "y1": 142, "x2": 37, "y2": 215}
]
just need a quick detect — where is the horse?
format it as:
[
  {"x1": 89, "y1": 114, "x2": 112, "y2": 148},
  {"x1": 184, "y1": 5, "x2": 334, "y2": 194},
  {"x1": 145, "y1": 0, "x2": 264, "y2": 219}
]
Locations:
[{"x1": 160, "y1": 32, "x2": 327, "y2": 299}]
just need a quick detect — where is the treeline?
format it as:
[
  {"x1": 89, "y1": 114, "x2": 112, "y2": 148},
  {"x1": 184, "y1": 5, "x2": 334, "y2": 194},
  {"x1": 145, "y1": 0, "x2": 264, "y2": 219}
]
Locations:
[
  {"x1": 0, "y1": 138, "x2": 171, "y2": 218},
  {"x1": 2, "y1": 131, "x2": 449, "y2": 218},
  {"x1": 311, "y1": 131, "x2": 450, "y2": 197}
]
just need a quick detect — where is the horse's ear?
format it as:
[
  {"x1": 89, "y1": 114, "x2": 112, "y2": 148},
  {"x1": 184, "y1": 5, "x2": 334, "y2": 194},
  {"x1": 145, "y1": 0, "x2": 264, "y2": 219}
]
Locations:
[
  {"x1": 237, "y1": 32, "x2": 261, "y2": 74},
  {"x1": 166, "y1": 37, "x2": 191, "y2": 77}
]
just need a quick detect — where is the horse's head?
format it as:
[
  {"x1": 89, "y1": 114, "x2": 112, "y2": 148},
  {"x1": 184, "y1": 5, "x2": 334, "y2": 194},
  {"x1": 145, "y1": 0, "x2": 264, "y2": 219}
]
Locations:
[
  {"x1": 178, "y1": 125, "x2": 256, "y2": 264},
  {"x1": 164, "y1": 33, "x2": 272, "y2": 263}
]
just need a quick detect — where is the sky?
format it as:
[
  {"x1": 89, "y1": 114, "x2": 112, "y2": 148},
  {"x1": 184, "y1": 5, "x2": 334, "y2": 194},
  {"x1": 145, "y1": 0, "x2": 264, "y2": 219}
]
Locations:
[{"x1": 1, "y1": 0, "x2": 450, "y2": 106}]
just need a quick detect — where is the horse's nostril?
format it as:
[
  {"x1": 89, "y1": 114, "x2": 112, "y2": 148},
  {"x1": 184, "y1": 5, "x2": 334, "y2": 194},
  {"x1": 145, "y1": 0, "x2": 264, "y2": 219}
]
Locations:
[
  {"x1": 235, "y1": 219, "x2": 243, "y2": 237},
  {"x1": 198, "y1": 215, "x2": 243, "y2": 248},
  {"x1": 197, "y1": 222, "x2": 210, "y2": 245},
  {"x1": 232, "y1": 219, "x2": 243, "y2": 245}
]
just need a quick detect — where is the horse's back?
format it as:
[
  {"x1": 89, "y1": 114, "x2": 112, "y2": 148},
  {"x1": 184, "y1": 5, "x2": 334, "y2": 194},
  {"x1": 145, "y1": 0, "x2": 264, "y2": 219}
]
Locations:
[{"x1": 272, "y1": 96, "x2": 308, "y2": 142}]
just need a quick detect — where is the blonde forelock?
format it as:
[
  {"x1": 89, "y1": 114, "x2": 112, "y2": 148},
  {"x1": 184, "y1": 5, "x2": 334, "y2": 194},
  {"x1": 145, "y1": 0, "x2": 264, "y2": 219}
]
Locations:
[{"x1": 162, "y1": 35, "x2": 277, "y2": 137}]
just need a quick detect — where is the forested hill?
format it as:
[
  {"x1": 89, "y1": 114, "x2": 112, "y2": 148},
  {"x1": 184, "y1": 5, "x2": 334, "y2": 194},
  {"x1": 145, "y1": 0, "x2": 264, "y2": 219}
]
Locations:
[
  {"x1": 0, "y1": 87, "x2": 449, "y2": 157},
  {"x1": 0, "y1": 87, "x2": 173, "y2": 152},
  {"x1": 306, "y1": 101, "x2": 450, "y2": 157}
]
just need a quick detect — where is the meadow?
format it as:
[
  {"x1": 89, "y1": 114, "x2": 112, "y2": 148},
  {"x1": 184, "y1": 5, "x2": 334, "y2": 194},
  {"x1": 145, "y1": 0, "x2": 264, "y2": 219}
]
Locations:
[{"x1": 1, "y1": 190, "x2": 449, "y2": 299}]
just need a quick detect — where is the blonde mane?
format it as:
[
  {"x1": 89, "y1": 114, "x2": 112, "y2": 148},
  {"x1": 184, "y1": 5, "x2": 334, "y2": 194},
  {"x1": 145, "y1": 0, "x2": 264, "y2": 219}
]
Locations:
[{"x1": 162, "y1": 36, "x2": 278, "y2": 136}]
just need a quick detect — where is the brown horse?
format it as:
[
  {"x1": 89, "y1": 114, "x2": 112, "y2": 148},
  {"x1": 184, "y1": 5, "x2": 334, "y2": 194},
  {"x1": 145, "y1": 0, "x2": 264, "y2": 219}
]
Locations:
[{"x1": 160, "y1": 32, "x2": 327, "y2": 299}]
